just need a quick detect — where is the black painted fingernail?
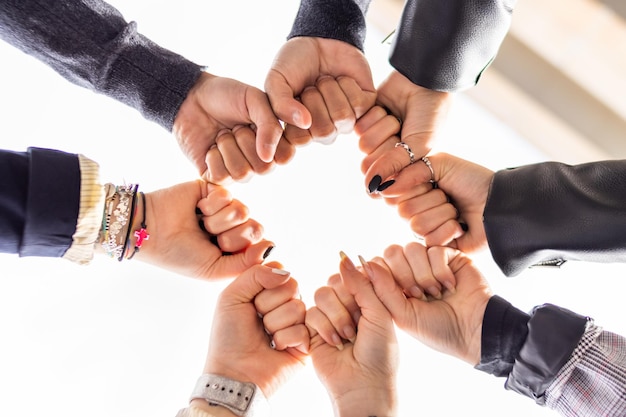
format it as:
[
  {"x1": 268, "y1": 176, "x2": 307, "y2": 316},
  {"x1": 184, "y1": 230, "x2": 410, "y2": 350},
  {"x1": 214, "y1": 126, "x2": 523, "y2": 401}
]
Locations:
[
  {"x1": 377, "y1": 179, "x2": 395, "y2": 192},
  {"x1": 195, "y1": 207, "x2": 202, "y2": 215},
  {"x1": 198, "y1": 220, "x2": 207, "y2": 233},
  {"x1": 368, "y1": 175, "x2": 382, "y2": 194},
  {"x1": 460, "y1": 222, "x2": 469, "y2": 232},
  {"x1": 263, "y1": 246, "x2": 274, "y2": 259},
  {"x1": 432, "y1": 181, "x2": 439, "y2": 189}
]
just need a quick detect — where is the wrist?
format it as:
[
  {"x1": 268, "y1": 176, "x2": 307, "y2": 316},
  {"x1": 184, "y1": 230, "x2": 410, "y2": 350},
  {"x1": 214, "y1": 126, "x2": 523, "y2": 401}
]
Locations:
[
  {"x1": 125, "y1": 191, "x2": 151, "y2": 260},
  {"x1": 189, "y1": 400, "x2": 239, "y2": 417},
  {"x1": 332, "y1": 387, "x2": 397, "y2": 417}
]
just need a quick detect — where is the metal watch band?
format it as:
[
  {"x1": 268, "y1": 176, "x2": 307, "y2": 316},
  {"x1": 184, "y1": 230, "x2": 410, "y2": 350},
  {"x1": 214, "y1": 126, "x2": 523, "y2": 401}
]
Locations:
[{"x1": 189, "y1": 374, "x2": 269, "y2": 417}]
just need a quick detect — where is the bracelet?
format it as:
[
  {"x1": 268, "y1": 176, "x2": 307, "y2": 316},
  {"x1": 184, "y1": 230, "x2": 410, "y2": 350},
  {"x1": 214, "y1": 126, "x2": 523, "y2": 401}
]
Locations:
[
  {"x1": 119, "y1": 186, "x2": 139, "y2": 261},
  {"x1": 126, "y1": 192, "x2": 149, "y2": 260},
  {"x1": 99, "y1": 183, "x2": 138, "y2": 260}
]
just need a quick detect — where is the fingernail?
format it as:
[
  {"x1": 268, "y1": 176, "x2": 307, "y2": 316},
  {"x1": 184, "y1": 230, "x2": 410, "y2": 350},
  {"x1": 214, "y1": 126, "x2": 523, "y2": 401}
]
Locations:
[
  {"x1": 331, "y1": 333, "x2": 344, "y2": 351},
  {"x1": 262, "y1": 246, "x2": 274, "y2": 259},
  {"x1": 271, "y1": 268, "x2": 290, "y2": 276},
  {"x1": 443, "y1": 281, "x2": 457, "y2": 294},
  {"x1": 409, "y1": 286, "x2": 427, "y2": 301},
  {"x1": 339, "y1": 251, "x2": 356, "y2": 270},
  {"x1": 427, "y1": 286, "x2": 442, "y2": 299},
  {"x1": 368, "y1": 175, "x2": 382, "y2": 194},
  {"x1": 357, "y1": 255, "x2": 374, "y2": 280},
  {"x1": 343, "y1": 326, "x2": 357, "y2": 344},
  {"x1": 195, "y1": 207, "x2": 202, "y2": 215},
  {"x1": 377, "y1": 179, "x2": 395, "y2": 192},
  {"x1": 292, "y1": 110, "x2": 302, "y2": 127},
  {"x1": 460, "y1": 222, "x2": 469, "y2": 232}
]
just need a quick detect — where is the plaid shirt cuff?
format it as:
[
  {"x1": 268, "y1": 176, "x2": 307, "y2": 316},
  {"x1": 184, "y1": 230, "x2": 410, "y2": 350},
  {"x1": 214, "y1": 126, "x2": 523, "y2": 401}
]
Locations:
[{"x1": 546, "y1": 322, "x2": 626, "y2": 416}]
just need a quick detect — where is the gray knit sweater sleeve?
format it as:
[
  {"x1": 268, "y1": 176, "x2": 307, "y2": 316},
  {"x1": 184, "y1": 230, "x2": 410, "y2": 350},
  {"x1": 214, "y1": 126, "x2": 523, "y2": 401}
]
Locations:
[
  {"x1": 0, "y1": 0, "x2": 203, "y2": 131},
  {"x1": 288, "y1": 0, "x2": 370, "y2": 51}
]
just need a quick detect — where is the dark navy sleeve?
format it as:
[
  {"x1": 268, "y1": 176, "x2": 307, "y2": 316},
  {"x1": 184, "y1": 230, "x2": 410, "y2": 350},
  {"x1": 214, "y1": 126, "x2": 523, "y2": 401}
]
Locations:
[{"x1": 0, "y1": 148, "x2": 80, "y2": 258}]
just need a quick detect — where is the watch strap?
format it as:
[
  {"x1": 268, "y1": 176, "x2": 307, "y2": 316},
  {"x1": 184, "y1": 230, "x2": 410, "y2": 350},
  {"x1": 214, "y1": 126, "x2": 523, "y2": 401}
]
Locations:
[{"x1": 190, "y1": 374, "x2": 268, "y2": 416}]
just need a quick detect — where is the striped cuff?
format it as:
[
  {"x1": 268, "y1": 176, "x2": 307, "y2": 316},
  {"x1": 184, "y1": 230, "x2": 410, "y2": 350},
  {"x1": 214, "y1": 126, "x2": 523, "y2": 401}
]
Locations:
[{"x1": 62, "y1": 155, "x2": 105, "y2": 264}]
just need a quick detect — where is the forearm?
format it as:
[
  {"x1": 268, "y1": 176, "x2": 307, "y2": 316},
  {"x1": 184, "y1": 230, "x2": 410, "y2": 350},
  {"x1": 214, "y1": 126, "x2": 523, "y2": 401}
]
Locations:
[
  {"x1": 389, "y1": 0, "x2": 516, "y2": 91},
  {"x1": 0, "y1": 0, "x2": 203, "y2": 130},
  {"x1": 288, "y1": 0, "x2": 370, "y2": 51},
  {"x1": 332, "y1": 387, "x2": 397, "y2": 417},
  {"x1": 484, "y1": 160, "x2": 626, "y2": 276}
]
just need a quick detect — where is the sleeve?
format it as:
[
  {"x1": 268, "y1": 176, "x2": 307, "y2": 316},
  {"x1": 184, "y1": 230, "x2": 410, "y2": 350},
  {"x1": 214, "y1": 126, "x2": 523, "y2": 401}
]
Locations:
[
  {"x1": 0, "y1": 147, "x2": 103, "y2": 262},
  {"x1": 288, "y1": 0, "x2": 371, "y2": 51},
  {"x1": 389, "y1": 0, "x2": 517, "y2": 91},
  {"x1": 545, "y1": 326, "x2": 626, "y2": 416},
  {"x1": 0, "y1": 0, "x2": 203, "y2": 131},
  {"x1": 483, "y1": 160, "x2": 626, "y2": 277},
  {"x1": 477, "y1": 297, "x2": 626, "y2": 416}
]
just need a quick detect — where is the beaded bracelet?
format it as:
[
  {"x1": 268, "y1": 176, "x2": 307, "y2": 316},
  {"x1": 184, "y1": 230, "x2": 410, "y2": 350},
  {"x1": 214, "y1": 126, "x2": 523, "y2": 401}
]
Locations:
[{"x1": 99, "y1": 183, "x2": 138, "y2": 260}]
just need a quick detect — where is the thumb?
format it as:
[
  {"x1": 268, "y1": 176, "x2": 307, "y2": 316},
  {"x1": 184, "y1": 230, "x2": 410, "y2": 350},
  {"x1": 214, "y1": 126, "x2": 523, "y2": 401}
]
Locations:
[
  {"x1": 338, "y1": 252, "x2": 387, "y2": 316},
  {"x1": 221, "y1": 263, "x2": 292, "y2": 304},
  {"x1": 265, "y1": 70, "x2": 312, "y2": 130},
  {"x1": 246, "y1": 90, "x2": 286, "y2": 163},
  {"x1": 362, "y1": 257, "x2": 414, "y2": 326}
]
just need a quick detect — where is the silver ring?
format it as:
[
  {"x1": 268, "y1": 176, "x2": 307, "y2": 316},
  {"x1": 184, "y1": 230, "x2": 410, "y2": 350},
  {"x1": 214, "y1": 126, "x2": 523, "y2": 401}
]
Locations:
[
  {"x1": 395, "y1": 142, "x2": 415, "y2": 165},
  {"x1": 420, "y1": 156, "x2": 437, "y2": 187}
]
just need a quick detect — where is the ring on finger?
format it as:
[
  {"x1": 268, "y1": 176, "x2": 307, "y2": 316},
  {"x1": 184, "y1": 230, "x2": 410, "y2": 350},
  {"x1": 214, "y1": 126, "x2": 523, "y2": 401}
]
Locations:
[{"x1": 395, "y1": 141, "x2": 415, "y2": 165}]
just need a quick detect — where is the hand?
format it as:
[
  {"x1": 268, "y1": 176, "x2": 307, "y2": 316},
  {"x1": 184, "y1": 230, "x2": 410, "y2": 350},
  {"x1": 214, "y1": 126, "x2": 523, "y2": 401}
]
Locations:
[
  {"x1": 360, "y1": 70, "x2": 452, "y2": 195},
  {"x1": 135, "y1": 180, "x2": 274, "y2": 279},
  {"x1": 371, "y1": 244, "x2": 492, "y2": 365},
  {"x1": 378, "y1": 153, "x2": 494, "y2": 253},
  {"x1": 173, "y1": 72, "x2": 296, "y2": 183},
  {"x1": 265, "y1": 37, "x2": 376, "y2": 154},
  {"x1": 201, "y1": 263, "x2": 308, "y2": 398},
  {"x1": 306, "y1": 253, "x2": 398, "y2": 417}
]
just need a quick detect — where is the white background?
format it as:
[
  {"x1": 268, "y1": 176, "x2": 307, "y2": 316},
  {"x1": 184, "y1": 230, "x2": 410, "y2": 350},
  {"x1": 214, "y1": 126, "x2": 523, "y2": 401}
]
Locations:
[{"x1": 0, "y1": 1, "x2": 624, "y2": 416}]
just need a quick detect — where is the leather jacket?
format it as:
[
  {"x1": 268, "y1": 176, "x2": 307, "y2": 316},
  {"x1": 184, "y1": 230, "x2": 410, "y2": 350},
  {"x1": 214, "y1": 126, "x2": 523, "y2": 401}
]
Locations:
[{"x1": 484, "y1": 160, "x2": 626, "y2": 277}]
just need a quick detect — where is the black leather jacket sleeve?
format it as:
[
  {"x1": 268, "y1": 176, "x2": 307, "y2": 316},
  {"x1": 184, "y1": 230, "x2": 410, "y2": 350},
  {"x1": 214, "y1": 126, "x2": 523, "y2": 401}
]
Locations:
[
  {"x1": 389, "y1": 0, "x2": 517, "y2": 91},
  {"x1": 484, "y1": 160, "x2": 626, "y2": 277}
]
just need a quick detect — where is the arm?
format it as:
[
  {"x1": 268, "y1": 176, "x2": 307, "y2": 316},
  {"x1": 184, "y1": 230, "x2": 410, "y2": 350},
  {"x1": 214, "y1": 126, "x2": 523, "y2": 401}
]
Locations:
[
  {"x1": 177, "y1": 263, "x2": 308, "y2": 416},
  {"x1": 0, "y1": 0, "x2": 202, "y2": 130},
  {"x1": 307, "y1": 252, "x2": 398, "y2": 417},
  {"x1": 370, "y1": 243, "x2": 626, "y2": 416},
  {"x1": 0, "y1": 147, "x2": 274, "y2": 279},
  {"x1": 479, "y1": 295, "x2": 626, "y2": 416},
  {"x1": 0, "y1": 1, "x2": 289, "y2": 183},
  {"x1": 390, "y1": 0, "x2": 516, "y2": 92},
  {"x1": 264, "y1": 0, "x2": 376, "y2": 159},
  {"x1": 484, "y1": 160, "x2": 626, "y2": 276}
]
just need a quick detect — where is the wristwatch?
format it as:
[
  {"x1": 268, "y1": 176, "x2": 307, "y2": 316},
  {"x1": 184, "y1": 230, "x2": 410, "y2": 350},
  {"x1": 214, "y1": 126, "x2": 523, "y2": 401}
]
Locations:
[{"x1": 189, "y1": 374, "x2": 270, "y2": 417}]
